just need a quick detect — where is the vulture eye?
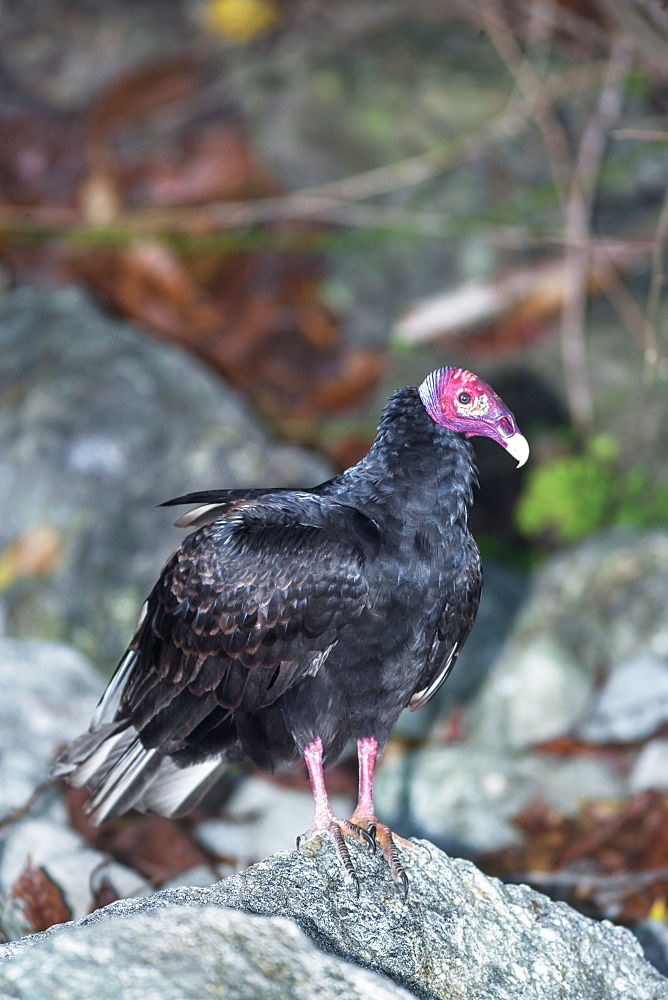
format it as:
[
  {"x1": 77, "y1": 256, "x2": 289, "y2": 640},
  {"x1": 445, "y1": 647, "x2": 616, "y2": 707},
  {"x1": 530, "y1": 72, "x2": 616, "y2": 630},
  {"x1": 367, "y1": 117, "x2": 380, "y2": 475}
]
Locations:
[{"x1": 458, "y1": 391, "x2": 472, "y2": 405}]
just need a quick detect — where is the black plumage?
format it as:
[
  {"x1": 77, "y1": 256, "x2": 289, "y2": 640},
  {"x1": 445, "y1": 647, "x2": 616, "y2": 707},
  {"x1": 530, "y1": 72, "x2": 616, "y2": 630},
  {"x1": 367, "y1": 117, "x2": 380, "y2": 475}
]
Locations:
[{"x1": 53, "y1": 368, "x2": 528, "y2": 889}]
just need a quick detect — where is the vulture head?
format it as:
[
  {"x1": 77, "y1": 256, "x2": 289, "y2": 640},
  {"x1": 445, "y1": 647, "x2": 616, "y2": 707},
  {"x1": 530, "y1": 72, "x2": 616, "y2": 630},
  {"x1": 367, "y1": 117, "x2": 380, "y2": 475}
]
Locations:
[{"x1": 419, "y1": 367, "x2": 530, "y2": 467}]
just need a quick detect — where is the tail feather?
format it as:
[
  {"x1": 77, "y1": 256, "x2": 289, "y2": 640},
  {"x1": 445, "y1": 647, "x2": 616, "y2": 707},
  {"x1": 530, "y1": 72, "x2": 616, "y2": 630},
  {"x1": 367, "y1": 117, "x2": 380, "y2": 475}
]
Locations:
[
  {"x1": 52, "y1": 620, "x2": 231, "y2": 823},
  {"x1": 132, "y1": 755, "x2": 230, "y2": 818},
  {"x1": 51, "y1": 721, "x2": 229, "y2": 824},
  {"x1": 90, "y1": 648, "x2": 139, "y2": 728}
]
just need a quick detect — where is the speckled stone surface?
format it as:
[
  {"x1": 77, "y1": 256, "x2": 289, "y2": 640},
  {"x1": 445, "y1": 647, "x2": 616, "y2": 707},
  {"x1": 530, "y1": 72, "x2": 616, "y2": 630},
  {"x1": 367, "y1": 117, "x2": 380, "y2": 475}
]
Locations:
[
  {"x1": 0, "y1": 905, "x2": 414, "y2": 1000},
  {"x1": 1, "y1": 839, "x2": 666, "y2": 1000}
]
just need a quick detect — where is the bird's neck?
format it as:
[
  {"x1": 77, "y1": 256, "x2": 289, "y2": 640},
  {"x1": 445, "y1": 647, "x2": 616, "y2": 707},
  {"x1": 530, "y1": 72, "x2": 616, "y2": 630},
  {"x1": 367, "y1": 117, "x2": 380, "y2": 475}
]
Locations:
[{"x1": 334, "y1": 386, "x2": 477, "y2": 524}]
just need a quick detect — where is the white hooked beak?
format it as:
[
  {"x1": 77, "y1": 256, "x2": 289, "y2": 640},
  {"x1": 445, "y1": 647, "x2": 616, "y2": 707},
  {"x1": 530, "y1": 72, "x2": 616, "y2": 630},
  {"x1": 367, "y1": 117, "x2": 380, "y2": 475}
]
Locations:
[{"x1": 504, "y1": 432, "x2": 530, "y2": 468}]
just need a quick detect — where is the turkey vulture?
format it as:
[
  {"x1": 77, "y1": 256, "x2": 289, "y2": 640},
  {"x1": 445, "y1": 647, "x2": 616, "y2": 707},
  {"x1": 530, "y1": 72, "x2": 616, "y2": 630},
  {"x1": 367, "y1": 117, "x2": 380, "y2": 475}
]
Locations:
[{"x1": 53, "y1": 367, "x2": 528, "y2": 891}]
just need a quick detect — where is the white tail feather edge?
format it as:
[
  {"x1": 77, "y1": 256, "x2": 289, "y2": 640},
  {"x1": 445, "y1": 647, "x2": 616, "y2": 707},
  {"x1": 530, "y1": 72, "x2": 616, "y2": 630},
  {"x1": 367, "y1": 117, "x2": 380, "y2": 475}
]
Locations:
[{"x1": 90, "y1": 649, "x2": 139, "y2": 728}]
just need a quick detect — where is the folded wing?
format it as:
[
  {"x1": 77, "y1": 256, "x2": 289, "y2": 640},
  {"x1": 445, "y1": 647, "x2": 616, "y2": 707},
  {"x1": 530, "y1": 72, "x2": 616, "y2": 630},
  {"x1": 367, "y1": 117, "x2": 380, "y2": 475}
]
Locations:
[{"x1": 53, "y1": 493, "x2": 375, "y2": 821}]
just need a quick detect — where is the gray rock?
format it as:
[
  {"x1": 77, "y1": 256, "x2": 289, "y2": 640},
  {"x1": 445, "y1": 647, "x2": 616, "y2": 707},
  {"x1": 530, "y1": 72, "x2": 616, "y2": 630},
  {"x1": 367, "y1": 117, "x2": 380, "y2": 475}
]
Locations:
[
  {"x1": 635, "y1": 921, "x2": 668, "y2": 981},
  {"x1": 0, "y1": 637, "x2": 148, "y2": 933},
  {"x1": 468, "y1": 633, "x2": 592, "y2": 752},
  {"x1": 629, "y1": 739, "x2": 668, "y2": 793},
  {"x1": 0, "y1": 285, "x2": 329, "y2": 665},
  {"x1": 467, "y1": 530, "x2": 668, "y2": 753},
  {"x1": 374, "y1": 746, "x2": 623, "y2": 853},
  {"x1": 0, "y1": 637, "x2": 99, "y2": 811},
  {"x1": 0, "y1": 905, "x2": 414, "y2": 1000},
  {"x1": 578, "y1": 655, "x2": 668, "y2": 744},
  {"x1": 0, "y1": 807, "x2": 146, "y2": 932},
  {"x1": 1, "y1": 840, "x2": 665, "y2": 999}
]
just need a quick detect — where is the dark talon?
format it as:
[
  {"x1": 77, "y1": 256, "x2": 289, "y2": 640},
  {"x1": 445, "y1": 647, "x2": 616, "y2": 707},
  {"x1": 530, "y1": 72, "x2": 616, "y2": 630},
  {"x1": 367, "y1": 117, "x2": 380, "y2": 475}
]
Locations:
[
  {"x1": 340, "y1": 819, "x2": 375, "y2": 851},
  {"x1": 399, "y1": 869, "x2": 409, "y2": 900},
  {"x1": 331, "y1": 822, "x2": 359, "y2": 892},
  {"x1": 296, "y1": 834, "x2": 301, "y2": 849},
  {"x1": 359, "y1": 825, "x2": 375, "y2": 851}
]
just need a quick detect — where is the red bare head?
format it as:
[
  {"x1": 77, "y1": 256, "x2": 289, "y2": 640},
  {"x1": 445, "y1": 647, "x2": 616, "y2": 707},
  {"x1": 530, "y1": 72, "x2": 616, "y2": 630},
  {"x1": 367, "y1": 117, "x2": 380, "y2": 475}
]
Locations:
[{"x1": 418, "y1": 367, "x2": 529, "y2": 467}]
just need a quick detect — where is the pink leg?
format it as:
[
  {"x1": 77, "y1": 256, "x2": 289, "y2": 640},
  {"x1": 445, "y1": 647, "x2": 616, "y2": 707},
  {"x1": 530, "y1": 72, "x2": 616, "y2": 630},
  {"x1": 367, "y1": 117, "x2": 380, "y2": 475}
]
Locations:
[
  {"x1": 350, "y1": 736, "x2": 417, "y2": 896},
  {"x1": 355, "y1": 736, "x2": 378, "y2": 816},
  {"x1": 303, "y1": 737, "x2": 337, "y2": 827},
  {"x1": 297, "y1": 736, "x2": 414, "y2": 895},
  {"x1": 298, "y1": 738, "x2": 375, "y2": 893}
]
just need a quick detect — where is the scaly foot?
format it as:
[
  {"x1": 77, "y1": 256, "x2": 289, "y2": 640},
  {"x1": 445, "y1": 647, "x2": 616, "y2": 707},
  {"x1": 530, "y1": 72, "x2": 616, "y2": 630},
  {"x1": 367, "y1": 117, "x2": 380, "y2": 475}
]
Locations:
[
  {"x1": 297, "y1": 817, "x2": 375, "y2": 895},
  {"x1": 299, "y1": 735, "x2": 417, "y2": 896},
  {"x1": 349, "y1": 810, "x2": 419, "y2": 897}
]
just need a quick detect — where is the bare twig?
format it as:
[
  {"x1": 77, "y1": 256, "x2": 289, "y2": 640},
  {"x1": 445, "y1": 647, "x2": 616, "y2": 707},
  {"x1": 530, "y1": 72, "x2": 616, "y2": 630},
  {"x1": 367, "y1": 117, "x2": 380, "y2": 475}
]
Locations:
[
  {"x1": 560, "y1": 38, "x2": 633, "y2": 433},
  {"x1": 0, "y1": 61, "x2": 603, "y2": 238},
  {"x1": 480, "y1": 0, "x2": 574, "y2": 208},
  {"x1": 476, "y1": 4, "x2": 634, "y2": 433},
  {"x1": 394, "y1": 242, "x2": 645, "y2": 346},
  {"x1": 289, "y1": 61, "x2": 600, "y2": 205},
  {"x1": 600, "y1": 264, "x2": 653, "y2": 347},
  {"x1": 642, "y1": 182, "x2": 668, "y2": 378},
  {"x1": 516, "y1": 864, "x2": 668, "y2": 907},
  {"x1": 613, "y1": 128, "x2": 668, "y2": 140},
  {"x1": 0, "y1": 780, "x2": 53, "y2": 832}
]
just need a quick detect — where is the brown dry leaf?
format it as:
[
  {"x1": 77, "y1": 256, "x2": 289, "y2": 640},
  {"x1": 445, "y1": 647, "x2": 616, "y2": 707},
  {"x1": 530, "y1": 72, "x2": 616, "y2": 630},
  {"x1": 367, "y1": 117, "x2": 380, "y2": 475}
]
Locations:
[
  {"x1": 90, "y1": 875, "x2": 120, "y2": 912},
  {"x1": 69, "y1": 240, "x2": 220, "y2": 342},
  {"x1": 483, "y1": 790, "x2": 668, "y2": 923},
  {"x1": 11, "y1": 860, "x2": 71, "y2": 933},
  {"x1": 137, "y1": 125, "x2": 269, "y2": 207},
  {"x1": 95, "y1": 815, "x2": 209, "y2": 883},
  {"x1": 62, "y1": 785, "x2": 209, "y2": 883},
  {"x1": 293, "y1": 349, "x2": 386, "y2": 418},
  {"x1": 86, "y1": 55, "x2": 202, "y2": 151},
  {"x1": 1, "y1": 55, "x2": 384, "y2": 423},
  {"x1": 83, "y1": 54, "x2": 272, "y2": 214},
  {"x1": 531, "y1": 735, "x2": 601, "y2": 755},
  {"x1": 0, "y1": 525, "x2": 61, "y2": 591}
]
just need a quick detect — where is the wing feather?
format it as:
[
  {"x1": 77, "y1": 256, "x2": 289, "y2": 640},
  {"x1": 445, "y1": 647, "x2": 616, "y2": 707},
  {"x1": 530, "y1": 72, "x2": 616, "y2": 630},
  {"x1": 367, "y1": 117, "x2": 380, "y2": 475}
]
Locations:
[
  {"x1": 407, "y1": 546, "x2": 482, "y2": 711},
  {"x1": 117, "y1": 495, "x2": 374, "y2": 747}
]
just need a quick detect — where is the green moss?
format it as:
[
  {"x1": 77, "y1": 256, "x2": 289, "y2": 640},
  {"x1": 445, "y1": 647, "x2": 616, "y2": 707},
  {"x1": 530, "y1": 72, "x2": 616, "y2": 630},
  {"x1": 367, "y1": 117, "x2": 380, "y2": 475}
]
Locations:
[{"x1": 516, "y1": 436, "x2": 668, "y2": 545}]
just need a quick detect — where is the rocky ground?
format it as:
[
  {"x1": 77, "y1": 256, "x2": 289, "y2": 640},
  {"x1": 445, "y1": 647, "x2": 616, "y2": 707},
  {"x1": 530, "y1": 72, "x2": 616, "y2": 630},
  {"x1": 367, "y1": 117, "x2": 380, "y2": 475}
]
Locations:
[{"x1": 1, "y1": 837, "x2": 667, "y2": 1000}]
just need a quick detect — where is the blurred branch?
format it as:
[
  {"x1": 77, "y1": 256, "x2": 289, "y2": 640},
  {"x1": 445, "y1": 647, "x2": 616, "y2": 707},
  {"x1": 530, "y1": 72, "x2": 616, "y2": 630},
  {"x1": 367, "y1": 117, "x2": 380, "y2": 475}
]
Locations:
[
  {"x1": 0, "y1": 64, "x2": 602, "y2": 238},
  {"x1": 394, "y1": 242, "x2": 647, "y2": 347},
  {"x1": 601, "y1": 263, "x2": 654, "y2": 348},
  {"x1": 480, "y1": 2, "x2": 632, "y2": 433},
  {"x1": 560, "y1": 38, "x2": 633, "y2": 433},
  {"x1": 0, "y1": 780, "x2": 52, "y2": 832},
  {"x1": 614, "y1": 128, "x2": 668, "y2": 141},
  {"x1": 643, "y1": 182, "x2": 668, "y2": 379},
  {"x1": 518, "y1": 865, "x2": 668, "y2": 910},
  {"x1": 480, "y1": 0, "x2": 573, "y2": 208}
]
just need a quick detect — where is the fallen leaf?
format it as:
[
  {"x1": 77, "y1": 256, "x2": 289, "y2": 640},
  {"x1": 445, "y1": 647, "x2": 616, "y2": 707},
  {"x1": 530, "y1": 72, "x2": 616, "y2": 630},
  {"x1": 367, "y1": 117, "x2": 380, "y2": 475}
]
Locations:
[
  {"x1": 63, "y1": 785, "x2": 210, "y2": 883},
  {"x1": 10, "y1": 860, "x2": 71, "y2": 933},
  {"x1": 483, "y1": 791, "x2": 668, "y2": 923},
  {"x1": 394, "y1": 247, "x2": 644, "y2": 352},
  {"x1": 0, "y1": 525, "x2": 61, "y2": 591},
  {"x1": 203, "y1": 0, "x2": 280, "y2": 42},
  {"x1": 0, "y1": 54, "x2": 385, "y2": 424}
]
